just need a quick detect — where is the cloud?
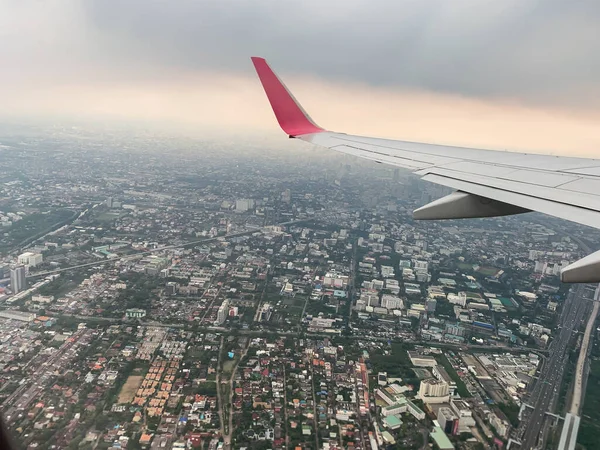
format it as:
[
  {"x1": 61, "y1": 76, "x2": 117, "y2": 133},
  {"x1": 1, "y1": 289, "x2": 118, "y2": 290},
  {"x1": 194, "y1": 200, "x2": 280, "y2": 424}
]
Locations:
[
  {"x1": 80, "y1": 0, "x2": 600, "y2": 109},
  {"x1": 1, "y1": 0, "x2": 600, "y2": 157}
]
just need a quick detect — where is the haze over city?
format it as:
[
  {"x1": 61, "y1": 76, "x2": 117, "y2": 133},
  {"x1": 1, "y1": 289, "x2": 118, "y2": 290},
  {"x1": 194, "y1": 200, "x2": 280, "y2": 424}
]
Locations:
[
  {"x1": 2, "y1": 1, "x2": 600, "y2": 154},
  {"x1": 2, "y1": 2, "x2": 600, "y2": 450}
]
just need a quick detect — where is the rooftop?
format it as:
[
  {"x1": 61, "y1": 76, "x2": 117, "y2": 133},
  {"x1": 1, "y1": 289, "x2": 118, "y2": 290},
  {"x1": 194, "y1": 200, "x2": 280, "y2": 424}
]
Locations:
[{"x1": 431, "y1": 426, "x2": 454, "y2": 450}]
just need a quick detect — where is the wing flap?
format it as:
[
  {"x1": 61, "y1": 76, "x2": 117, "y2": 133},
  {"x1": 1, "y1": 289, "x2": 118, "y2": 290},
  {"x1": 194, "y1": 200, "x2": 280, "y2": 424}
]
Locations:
[
  {"x1": 419, "y1": 167, "x2": 600, "y2": 213},
  {"x1": 421, "y1": 173, "x2": 600, "y2": 229}
]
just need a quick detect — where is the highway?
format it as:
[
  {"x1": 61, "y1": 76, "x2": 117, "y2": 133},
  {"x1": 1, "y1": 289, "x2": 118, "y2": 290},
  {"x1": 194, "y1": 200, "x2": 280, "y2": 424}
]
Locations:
[
  {"x1": 26, "y1": 218, "x2": 310, "y2": 280},
  {"x1": 516, "y1": 283, "x2": 593, "y2": 449},
  {"x1": 570, "y1": 286, "x2": 600, "y2": 414}
]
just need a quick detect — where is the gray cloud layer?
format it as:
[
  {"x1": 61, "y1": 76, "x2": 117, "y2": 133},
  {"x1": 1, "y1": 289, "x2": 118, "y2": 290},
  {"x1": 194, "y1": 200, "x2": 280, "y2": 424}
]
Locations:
[
  {"x1": 1, "y1": 0, "x2": 599, "y2": 114},
  {"x1": 80, "y1": 0, "x2": 600, "y2": 109}
]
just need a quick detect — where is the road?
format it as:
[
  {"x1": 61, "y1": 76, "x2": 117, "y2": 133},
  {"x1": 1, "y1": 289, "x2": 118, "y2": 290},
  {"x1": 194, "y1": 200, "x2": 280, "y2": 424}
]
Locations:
[
  {"x1": 27, "y1": 218, "x2": 311, "y2": 280},
  {"x1": 215, "y1": 336, "x2": 225, "y2": 442},
  {"x1": 52, "y1": 310, "x2": 545, "y2": 357},
  {"x1": 222, "y1": 337, "x2": 250, "y2": 449},
  {"x1": 26, "y1": 229, "x2": 265, "y2": 279},
  {"x1": 2, "y1": 328, "x2": 93, "y2": 416},
  {"x1": 516, "y1": 283, "x2": 593, "y2": 449},
  {"x1": 309, "y1": 359, "x2": 320, "y2": 450},
  {"x1": 571, "y1": 287, "x2": 600, "y2": 414}
]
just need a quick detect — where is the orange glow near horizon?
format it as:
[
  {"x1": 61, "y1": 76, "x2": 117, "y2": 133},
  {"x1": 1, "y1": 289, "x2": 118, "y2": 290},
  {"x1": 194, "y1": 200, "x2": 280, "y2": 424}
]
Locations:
[{"x1": 2, "y1": 69, "x2": 600, "y2": 157}]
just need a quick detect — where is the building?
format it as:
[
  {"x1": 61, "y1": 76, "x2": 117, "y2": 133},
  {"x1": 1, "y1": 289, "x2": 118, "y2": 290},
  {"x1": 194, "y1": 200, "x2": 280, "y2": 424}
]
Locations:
[
  {"x1": 0, "y1": 310, "x2": 36, "y2": 322},
  {"x1": 383, "y1": 414, "x2": 402, "y2": 430},
  {"x1": 450, "y1": 400, "x2": 476, "y2": 432},
  {"x1": 378, "y1": 372, "x2": 388, "y2": 386},
  {"x1": 18, "y1": 252, "x2": 43, "y2": 268},
  {"x1": 488, "y1": 410, "x2": 510, "y2": 438},
  {"x1": 428, "y1": 286, "x2": 447, "y2": 299},
  {"x1": 323, "y1": 273, "x2": 349, "y2": 289},
  {"x1": 418, "y1": 378, "x2": 450, "y2": 403},
  {"x1": 259, "y1": 303, "x2": 272, "y2": 322},
  {"x1": 381, "y1": 265, "x2": 395, "y2": 278},
  {"x1": 126, "y1": 308, "x2": 147, "y2": 319},
  {"x1": 426, "y1": 298, "x2": 437, "y2": 313},
  {"x1": 0, "y1": 265, "x2": 10, "y2": 279},
  {"x1": 404, "y1": 282, "x2": 420, "y2": 294},
  {"x1": 419, "y1": 378, "x2": 450, "y2": 397},
  {"x1": 166, "y1": 282, "x2": 177, "y2": 295},
  {"x1": 413, "y1": 260, "x2": 429, "y2": 271},
  {"x1": 31, "y1": 295, "x2": 54, "y2": 304},
  {"x1": 382, "y1": 401, "x2": 406, "y2": 417},
  {"x1": 438, "y1": 407, "x2": 459, "y2": 435},
  {"x1": 385, "y1": 279, "x2": 400, "y2": 294},
  {"x1": 447, "y1": 292, "x2": 467, "y2": 307},
  {"x1": 407, "y1": 400, "x2": 426, "y2": 420},
  {"x1": 445, "y1": 323, "x2": 466, "y2": 337},
  {"x1": 372, "y1": 279, "x2": 384, "y2": 290},
  {"x1": 235, "y1": 199, "x2": 253, "y2": 212},
  {"x1": 280, "y1": 282, "x2": 294, "y2": 296},
  {"x1": 432, "y1": 365, "x2": 457, "y2": 395},
  {"x1": 10, "y1": 265, "x2": 27, "y2": 294},
  {"x1": 430, "y1": 425, "x2": 455, "y2": 450},
  {"x1": 408, "y1": 351, "x2": 438, "y2": 367},
  {"x1": 217, "y1": 300, "x2": 229, "y2": 325},
  {"x1": 362, "y1": 291, "x2": 379, "y2": 307},
  {"x1": 381, "y1": 295, "x2": 403, "y2": 310}
]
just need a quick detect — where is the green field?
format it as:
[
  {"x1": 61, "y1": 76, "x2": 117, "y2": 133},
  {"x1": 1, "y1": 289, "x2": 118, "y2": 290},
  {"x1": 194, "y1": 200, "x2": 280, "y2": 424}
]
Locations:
[
  {"x1": 457, "y1": 262, "x2": 499, "y2": 277},
  {"x1": 222, "y1": 359, "x2": 236, "y2": 376},
  {"x1": 281, "y1": 297, "x2": 305, "y2": 307},
  {"x1": 478, "y1": 266, "x2": 500, "y2": 276}
]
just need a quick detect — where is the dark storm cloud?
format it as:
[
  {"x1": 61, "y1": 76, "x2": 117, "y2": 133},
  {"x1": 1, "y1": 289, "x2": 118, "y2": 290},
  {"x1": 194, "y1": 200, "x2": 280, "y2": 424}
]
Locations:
[{"x1": 83, "y1": 0, "x2": 600, "y2": 109}]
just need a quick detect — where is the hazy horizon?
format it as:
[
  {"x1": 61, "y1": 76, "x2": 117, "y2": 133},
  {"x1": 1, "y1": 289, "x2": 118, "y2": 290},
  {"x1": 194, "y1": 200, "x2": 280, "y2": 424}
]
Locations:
[{"x1": 2, "y1": 1, "x2": 600, "y2": 156}]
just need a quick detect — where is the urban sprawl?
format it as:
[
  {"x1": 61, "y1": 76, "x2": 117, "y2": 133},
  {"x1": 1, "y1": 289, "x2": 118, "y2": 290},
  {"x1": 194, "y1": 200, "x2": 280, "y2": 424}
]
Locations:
[{"x1": 0, "y1": 124, "x2": 599, "y2": 450}]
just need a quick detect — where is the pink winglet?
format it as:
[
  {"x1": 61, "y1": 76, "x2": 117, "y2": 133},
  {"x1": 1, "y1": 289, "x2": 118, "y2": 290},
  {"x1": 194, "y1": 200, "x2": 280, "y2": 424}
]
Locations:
[{"x1": 251, "y1": 57, "x2": 324, "y2": 137}]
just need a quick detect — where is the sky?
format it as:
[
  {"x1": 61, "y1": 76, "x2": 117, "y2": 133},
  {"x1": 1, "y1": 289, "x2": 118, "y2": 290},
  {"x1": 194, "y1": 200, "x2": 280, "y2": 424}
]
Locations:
[{"x1": 2, "y1": 0, "x2": 600, "y2": 155}]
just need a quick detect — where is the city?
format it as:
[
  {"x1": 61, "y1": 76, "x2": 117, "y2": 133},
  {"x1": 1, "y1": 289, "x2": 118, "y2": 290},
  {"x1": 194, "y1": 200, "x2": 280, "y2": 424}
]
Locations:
[{"x1": 1, "y1": 124, "x2": 599, "y2": 450}]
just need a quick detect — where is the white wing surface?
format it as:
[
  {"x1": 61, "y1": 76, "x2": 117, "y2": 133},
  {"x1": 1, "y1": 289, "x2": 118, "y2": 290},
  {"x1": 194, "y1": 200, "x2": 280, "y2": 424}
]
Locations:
[{"x1": 251, "y1": 57, "x2": 600, "y2": 283}]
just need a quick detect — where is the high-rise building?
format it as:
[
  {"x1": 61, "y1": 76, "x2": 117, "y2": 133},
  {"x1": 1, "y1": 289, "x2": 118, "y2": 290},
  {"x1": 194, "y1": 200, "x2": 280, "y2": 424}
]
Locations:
[
  {"x1": 166, "y1": 282, "x2": 177, "y2": 295},
  {"x1": 10, "y1": 266, "x2": 27, "y2": 294},
  {"x1": 437, "y1": 407, "x2": 459, "y2": 435},
  {"x1": 418, "y1": 378, "x2": 450, "y2": 404},
  {"x1": 259, "y1": 303, "x2": 273, "y2": 322},
  {"x1": 426, "y1": 298, "x2": 437, "y2": 313},
  {"x1": 216, "y1": 300, "x2": 229, "y2": 325},
  {"x1": 534, "y1": 260, "x2": 547, "y2": 273}
]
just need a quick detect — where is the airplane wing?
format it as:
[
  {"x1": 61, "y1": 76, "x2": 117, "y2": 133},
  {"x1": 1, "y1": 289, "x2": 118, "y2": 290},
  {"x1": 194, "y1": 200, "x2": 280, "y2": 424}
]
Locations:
[{"x1": 251, "y1": 57, "x2": 600, "y2": 283}]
